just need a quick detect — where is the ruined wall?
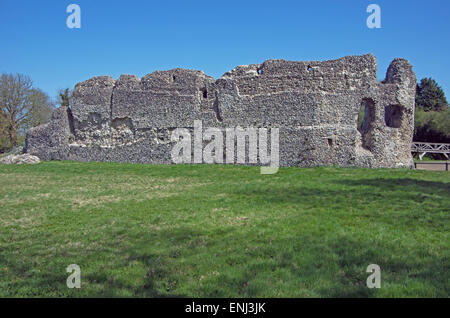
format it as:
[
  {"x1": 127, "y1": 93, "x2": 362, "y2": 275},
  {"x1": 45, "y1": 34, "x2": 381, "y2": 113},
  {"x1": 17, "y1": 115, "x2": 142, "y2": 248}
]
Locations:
[{"x1": 26, "y1": 54, "x2": 416, "y2": 168}]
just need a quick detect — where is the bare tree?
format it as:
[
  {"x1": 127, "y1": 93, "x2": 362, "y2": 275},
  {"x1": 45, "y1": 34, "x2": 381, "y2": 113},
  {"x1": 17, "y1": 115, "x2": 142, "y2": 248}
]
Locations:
[
  {"x1": 23, "y1": 88, "x2": 54, "y2": 131},
  {"x1": 0, "y1": 73, "x2": 53, "y2": 151},
  {"x1": 0, "y1": 107, "x2": 10, "y2": 152}
]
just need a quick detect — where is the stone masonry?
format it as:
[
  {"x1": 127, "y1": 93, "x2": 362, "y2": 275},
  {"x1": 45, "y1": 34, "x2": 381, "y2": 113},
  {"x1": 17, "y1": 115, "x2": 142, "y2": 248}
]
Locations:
[{"x1": 26, "y1": 54, "x2": 416, "y2": 168}]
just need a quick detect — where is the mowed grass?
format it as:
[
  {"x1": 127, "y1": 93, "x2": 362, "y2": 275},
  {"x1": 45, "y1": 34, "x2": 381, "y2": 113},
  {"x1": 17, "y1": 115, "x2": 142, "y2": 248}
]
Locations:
[{"x1": 0, "y1": 161, "x2": 448, "y2": 297}]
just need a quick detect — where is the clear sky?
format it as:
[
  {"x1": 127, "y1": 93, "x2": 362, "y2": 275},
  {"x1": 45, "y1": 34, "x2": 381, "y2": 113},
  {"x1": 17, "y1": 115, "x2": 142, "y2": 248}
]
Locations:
[{"x1": 1, "y1": 0, "x2": 449, "y2": 101}]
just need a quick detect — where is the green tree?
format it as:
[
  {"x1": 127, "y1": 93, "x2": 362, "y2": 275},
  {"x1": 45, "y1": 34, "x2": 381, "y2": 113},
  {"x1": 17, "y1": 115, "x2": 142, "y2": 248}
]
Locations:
[
  {"x1": 415, "y1": 78, "x2": 448, "y2": 112},
  {"x1": 58, "y1": 88, "x2": 71, "y2": 107},
  {"x1": 414, "y1": 108, "x2": 450, "y2": 143},
  {"x1": 414, "y1": 77, "x2": 450, "y2": 143}
]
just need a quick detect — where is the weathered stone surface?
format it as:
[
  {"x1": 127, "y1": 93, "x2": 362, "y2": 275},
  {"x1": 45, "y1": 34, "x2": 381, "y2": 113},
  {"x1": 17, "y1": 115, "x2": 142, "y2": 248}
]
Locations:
[
  {"x1": 26, "y1": 106, "x2": 72, "y2": 160},
  {"x1": 25, "y1": 54, "x2": 416, "y2": 168},
  {"x1": 0, "y1": 154, "x2": 41, "y2": 165}
]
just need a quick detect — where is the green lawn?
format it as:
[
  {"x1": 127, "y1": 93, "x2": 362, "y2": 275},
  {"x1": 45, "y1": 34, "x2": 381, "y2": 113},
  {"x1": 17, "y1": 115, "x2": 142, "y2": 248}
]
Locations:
[{"x1": 0, "y1": 161, "x2": 449, "y2": 297}]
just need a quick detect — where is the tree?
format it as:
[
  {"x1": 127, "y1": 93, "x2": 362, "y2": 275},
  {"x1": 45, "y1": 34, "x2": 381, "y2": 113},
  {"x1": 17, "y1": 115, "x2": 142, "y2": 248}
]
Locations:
[
  {"x1": 23, "y1": 88, "x2": 54, "y2": 131},
  {"x1": 413, "y1": 77, "x2": 450, "y2": 143},
  {"x1": 58, "y1": 88, "x2": 71, "y2": 107},
  {"x1": 0, "y1": 73, "x2": 53, "y2": 152},
  {"x1": 0, "y1": 107, "x2": 10, "y2": 153},
  {"x1": 415, "y1": 78, "x2": 448, "y2": 112},
  {"x1": 414, "y1": 108, "x2": 450, "y2": 143},
  {"x1": 0, "y1": 73, "x2": 33, "y2": 148}
]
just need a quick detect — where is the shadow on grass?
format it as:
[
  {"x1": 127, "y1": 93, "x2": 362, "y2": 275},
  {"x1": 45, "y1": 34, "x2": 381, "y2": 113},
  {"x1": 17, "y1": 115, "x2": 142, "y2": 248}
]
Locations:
[
  {"x1": 85, "y1": 254, "x2": 187, "y2": 298},
  {"x1": 232, "y1": 183, "x2": 448, "y2": 207},
  {"x1": 2, "y1": 220, "x2": 448, "y2": 297},
  {"x1": 334, "y1": 178, "x2": 450, "y2": 199},
  {"x1": 0, "y1": 237, "x2": 189, "y2": 298},
  {"x1": 1, "y1": 174, "x2": 448, "y2": 297},
  {"x1": 231, "y1": 177, "x2": 449, "y2": 215},
  {"x1": 86, "y1": 228, "x2": 206, "y2": 297},
  {"x1": 324, "y1": 236, "x2": 448, "y2": 297}
]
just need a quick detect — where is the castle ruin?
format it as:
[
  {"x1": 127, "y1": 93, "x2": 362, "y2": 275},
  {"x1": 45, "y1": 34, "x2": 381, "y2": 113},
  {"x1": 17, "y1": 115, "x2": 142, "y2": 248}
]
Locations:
[{"x1": 26, "y1": 54, "x2": 416, "y2": 168}]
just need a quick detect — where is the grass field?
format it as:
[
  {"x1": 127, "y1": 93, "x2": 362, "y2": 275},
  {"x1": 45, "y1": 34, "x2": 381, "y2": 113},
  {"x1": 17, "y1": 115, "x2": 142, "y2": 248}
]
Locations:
[{"x1": 0, "y1": 161, "x2": 449, "y2": 297}]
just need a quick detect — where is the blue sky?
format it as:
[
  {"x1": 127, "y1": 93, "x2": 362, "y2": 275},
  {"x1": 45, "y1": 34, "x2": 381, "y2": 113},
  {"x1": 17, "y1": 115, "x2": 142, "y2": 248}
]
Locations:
[{"x1": 1, "y1": 0, "x2": 449, "y2": 101}]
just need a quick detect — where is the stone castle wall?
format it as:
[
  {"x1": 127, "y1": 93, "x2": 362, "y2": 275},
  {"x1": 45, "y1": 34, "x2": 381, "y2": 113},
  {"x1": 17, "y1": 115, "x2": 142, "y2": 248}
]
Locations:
[{"x1": 26, "y1": 54, "x2": 416, "y2": 168}]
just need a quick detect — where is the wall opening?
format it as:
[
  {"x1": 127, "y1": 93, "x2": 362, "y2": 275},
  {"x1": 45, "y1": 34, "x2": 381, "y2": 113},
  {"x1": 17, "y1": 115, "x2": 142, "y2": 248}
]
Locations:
[
  {"x1": 212, "y1": 94, "x2": 223, "y2": 122},
  {"x1": 111, "y1": 117, "x2": 134, "y2": 131},
  {"x1": 357, "y1": 98, "x2": 375, "y2": 150},
  {"x1": 200, "y1": 87, "x2": 208, "y2": 99},
  {"x1": 307, "y1": 65, "x2": 312, "y2": 72},
  {"x1": 67, "y1": 107, "x2": 76, "y2": 137},
  {"x1": 384, "y1": 105, "x2": 402, "y2": 128},
  {"x1": 357, "y1": 98, "x2": 375, "y2": 134}
]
